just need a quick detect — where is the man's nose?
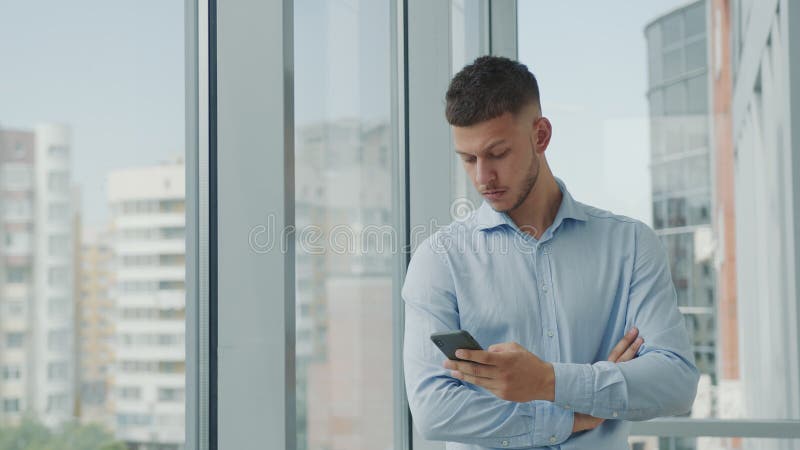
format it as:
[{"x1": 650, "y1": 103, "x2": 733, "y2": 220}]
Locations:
[{"x1": 475, "y1": 159, "x2": 495, "y2": 187}]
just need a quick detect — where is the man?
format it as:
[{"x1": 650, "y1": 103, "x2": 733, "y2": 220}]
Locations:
[{"x1": 402, "y1": 56, "x2": 699, "y2": 449}]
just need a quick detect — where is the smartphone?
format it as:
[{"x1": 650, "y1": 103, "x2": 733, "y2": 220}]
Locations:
[{"x1": 430, "y1": 330, "x2": 483, "y2": 361}]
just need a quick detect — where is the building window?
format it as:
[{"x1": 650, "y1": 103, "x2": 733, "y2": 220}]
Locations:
[
  {"x1": 158, "y1": 387, "x2": 184, "y2": 403},
  {"x1": 48, "y1": 145, "x2": 68, "y2": 158},
  {"x1": 6, "y1": 267, "x2": 30, "y2": 283},
  {"x1": 4, "y1": 301, "x2": 25, "y2": 318},
  {"x1": 5, "y1": 332, "x2": 24, "y2": 348},
  {"x1": 47, "y1": 298, "x2": 69, "y2": 319},
  {"x1": 2, "y1": 398, "x2": 20, "y2": 413},
  {"x1": 47, "y1": 171, "x2": 69, "y2": 193},
  {"x1": 1, "y1": 365, "x2": 21, "y2": 380},
  {"x1": 48, "y1": 267, "x2": 69, "y2": 287},
  {"x1": 48, "y1": 330, "x2": 71, "y2": 352},
  {"x1": 117, "y1": 386, "x2": 142, "y2": 400},
  {"x1": 47, "y1": 361, "x2": 69, "y2": 381},
  {"x1": 46, "y1": 393, "x2": 68, "y2": 413},
  {"x1": 48, "y1": 202, "x2": 69, "y2": 223},
  {"x1": 48, "y1": 235, "x2": 70, "y2": 257}
]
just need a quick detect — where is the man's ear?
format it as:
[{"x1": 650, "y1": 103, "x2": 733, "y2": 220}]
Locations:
[{"x1": 532, "y1": 117, "x2": 552, "y2": 153}]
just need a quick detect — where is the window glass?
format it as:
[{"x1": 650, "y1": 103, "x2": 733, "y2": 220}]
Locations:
[
  {"x1": 0, "y1": 1, "x2": 185, "y2": 446},
  {"x1": 294, "y1": 2, "x2": 394, "y2": 449},
  {"x1": 519, "y1": 4, "x2": 800, "y2": 450}
]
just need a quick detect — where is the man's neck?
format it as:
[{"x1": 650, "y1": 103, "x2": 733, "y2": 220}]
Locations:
[{"x1": 506, "y1": 174, "x2": 563, "y2": 240}]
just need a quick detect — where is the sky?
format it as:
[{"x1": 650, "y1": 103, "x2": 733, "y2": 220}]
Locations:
[
  {"x1": 0, "y1": 0, "x2": 688, "y2": 228},
  {"x1": 518, "y1": 0, "x2": 690, "y2": 224},
  {"x1": 0, "y1": 0, "x2": 184, "y2": 228}
]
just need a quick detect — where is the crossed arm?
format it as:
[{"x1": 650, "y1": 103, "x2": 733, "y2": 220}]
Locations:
[
  {"x1": 444, "y1": 327, "x2": 644, "y2": 433},
  {"x1": 402, "y1": 226, "x2": 699, "y2": 447}
]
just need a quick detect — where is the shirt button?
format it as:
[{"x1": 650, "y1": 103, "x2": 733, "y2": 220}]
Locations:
[
  {"x1": 501, "y1": 440, "x2": 509, "y2": 447},
  {"x1": 564, "y1": 404, "x2": 570, "y2": 409},
  {"x1": 612, "y1": 411, "x2": 619, "y2": 418},
  {"x1": 549, "y1": 436, "x2": 557, "y2": 444},
  {"x1": 547, "y1": 330, "x2": 554, "y2": 337},
  {"x1": 542, "y1": 285, "x2": 549, "y2": 293}
]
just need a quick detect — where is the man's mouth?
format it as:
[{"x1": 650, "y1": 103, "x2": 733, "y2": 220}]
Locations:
[{"x1": 482, "y1": 189, "x2": 506, "y2": 199}]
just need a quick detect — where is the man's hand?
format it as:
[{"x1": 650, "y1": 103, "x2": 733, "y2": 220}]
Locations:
[
  {"x1": 442, "y1": 342, "x2": 555, "y2": 403},
  {"x1": 572, "y1": 327, "x2": 644, "y2": 433}
]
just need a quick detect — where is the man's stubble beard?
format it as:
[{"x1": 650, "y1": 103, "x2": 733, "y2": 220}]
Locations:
[{"x1": 501, "y1": 146, "x2": 540, "y2": 214}]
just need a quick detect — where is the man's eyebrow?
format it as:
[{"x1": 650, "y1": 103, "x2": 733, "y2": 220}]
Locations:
[{"x1": 454, "y1": 139, "x2": 507, "y2": 156}]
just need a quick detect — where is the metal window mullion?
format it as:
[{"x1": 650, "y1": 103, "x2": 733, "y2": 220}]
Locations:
[
  {"x1": 489, "y1": 0, "x2": 518, "y2": 59},
  {"x1": 184, "y1": 0, "x2": 208, "y2": 447},
  {"x1": 392, "y1": 0, "x2": 413, "y2": 450},
  {"x1": 407, "y1": 1, "x2": 454, "y2": 449},
  {"x1": 214, "y1": 0, "x2": 295, "y2": 449}
]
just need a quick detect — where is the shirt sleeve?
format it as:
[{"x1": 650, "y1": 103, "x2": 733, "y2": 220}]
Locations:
[
  {"x1": 550, "y1": 222, "x2": 700, "y2": 420},
  {"x1": 403, "y1": 234, "x2": 574, "y2": 448}
]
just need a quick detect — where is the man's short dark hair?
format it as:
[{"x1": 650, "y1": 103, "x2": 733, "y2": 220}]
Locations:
[{"x1": 445, "y1": 55, "x2": 541, "y2": 127}]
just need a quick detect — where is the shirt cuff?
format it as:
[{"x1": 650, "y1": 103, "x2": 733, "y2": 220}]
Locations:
[
  {"x1": 551, "y1": 362, "x2": 594, "y2": 413},
  {"x1": 531, "y1": 400, "x2": 573, "y2": 447}
]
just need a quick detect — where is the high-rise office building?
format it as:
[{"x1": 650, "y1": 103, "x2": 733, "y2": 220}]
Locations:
[
  {"x1": 730, "y1": 2, "x2": 800, "y2": 449},
  {"x1": 108, "y1": 161, "x2": 185, "y2": 447},
  {"x1": 645, "y1": 0, "x2": 717, "y2": 415},
  {"x1": 0, "y1": 124, "x2": 75, "y2": 427}
]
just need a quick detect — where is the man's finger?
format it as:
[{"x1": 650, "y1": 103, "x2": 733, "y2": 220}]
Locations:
[
  {"x1": 617, "y1": 337, "x2": 643, "y2": 363},
  {"x1": 452, "y1": 370, "x2": 500, "y2": 390},
  {"x1": 607, "y1": 327, "x2": 638, "y2": 362},
  {"x1": 443, "y1": 360, "x2": 497, "y2": 379},
  {"x1": 455, "y1": 349, "x2": 498, "y2": 366},
  {"x1": 487, "y1": 342, "x2": 520, "y2": 352}
]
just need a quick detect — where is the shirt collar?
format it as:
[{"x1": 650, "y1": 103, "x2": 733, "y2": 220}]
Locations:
[{"x1": 475, "y1": 177, "x2": 588, "y2": 232}]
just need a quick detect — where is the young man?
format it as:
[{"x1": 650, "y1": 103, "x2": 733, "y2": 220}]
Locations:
[{"x1": 402, "y1": 56, "x2": 699, "y2": 449}]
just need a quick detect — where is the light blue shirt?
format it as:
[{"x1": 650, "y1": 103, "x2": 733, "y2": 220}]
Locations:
[{"x1": 402, "y1": 179, "x2": 699, "y2": 450}]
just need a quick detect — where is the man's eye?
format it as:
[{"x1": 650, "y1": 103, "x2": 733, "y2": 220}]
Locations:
[
  {"x1": 462, "y1": 157, "x2": 476, "y2": 163},
  {"x1": 491, "y1": 150, "x2": 509, "y2": 159}
]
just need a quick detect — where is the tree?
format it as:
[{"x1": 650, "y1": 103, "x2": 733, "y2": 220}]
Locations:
[{"x1": 0, "y1": 417, "x2": 126, "y2": 450}]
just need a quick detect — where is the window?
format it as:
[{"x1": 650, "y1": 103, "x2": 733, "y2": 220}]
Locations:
[
  {"x1": 4, "y1": 300, "x2": 25, "y2": 317},
  {"x1": 48, "y1": 330, "x2": 70, "y2": 352},
  {"x1": 5, "y1": 332, "x2": 24, "y2": 348},
  {"x1": 1, "y1": 2, "x2": 184, "y2": 446},
  {"x1": 48, "y1": 202, "x2": 69, "y2": 222},
  {"x1": 48, "y1": 267, "x2": 69, "y2": 287},
  {"x1": 48, "y1": 234, "x2": 70, "y2": 257},
  {"x1": 47, "y1": 171, "x2": 69, "y2": 193},
  {"x1": 2, "y1": 365, "x2": 21, "y2": 380},
  {"x1": 47, "y1": 145, "x2": 68, "y2": 159},
  {"x1": 117, "y1": 386, "x2": 141, "y2": 400},
  {"x1": 1, "y1": 164, "x2": 33, "y2": 190},
  {"x1": 48, "y1": 297, "x2": 69, "y2": 318},
  {"x1": 158, "y1": 387, "x2": 184, "y2": 403},
  {"x1": 520, "y1": 1, "x2": 800, "y2": 447},
  {"x1": 5, "y1": 267, "x2": 29, "y2": 283},
  {"x1": 2, "y1": 398, "x2": 20, "y2": 413},
  {"x1": 47, "y1": 361, "x2": 69, "y2": 381},
  {"x1": 294, "y1": 1, "x2": 395, "y2": 448}
]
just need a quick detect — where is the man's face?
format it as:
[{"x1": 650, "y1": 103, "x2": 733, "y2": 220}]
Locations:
[{"x1": 453, "y1": 106, "x2": 547, "y2": 212}]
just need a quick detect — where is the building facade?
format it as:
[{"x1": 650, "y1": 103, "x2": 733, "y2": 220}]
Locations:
[
  {"x1": 646, "y1": 0, "x2": 717, "y2": 401},
  {"x1": 77, "y1": 227, "x2": 116, "y2": 427},
  {"x1": 730, "y1": 1, "x2": 800, "y2": 449},
  {"x1": 0, "y1": 124, "x2": 75, "y2": 427},
  {"x1": 108, "y1": 161, "x2": 185, "y2": 447}
]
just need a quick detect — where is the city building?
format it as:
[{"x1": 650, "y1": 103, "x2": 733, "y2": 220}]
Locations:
[
  {"x1": 645, "y1": 0, "x2": 717, "y2": 404},
  {"x1": 730, "y1": 1, "x2": 800, "y2": 449},
  {"x1": 108, "y1": 160, "x2": 185, "y2": 447},
  {"x1": 76, "y1": 225, "x2": 116, "y2": 427},
  {"x1": 296, "y1": 120, "x2": 394, "y2": 450},
  {"x1": 0, "y1": 124, "x2": 75, "y2": 427}
]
